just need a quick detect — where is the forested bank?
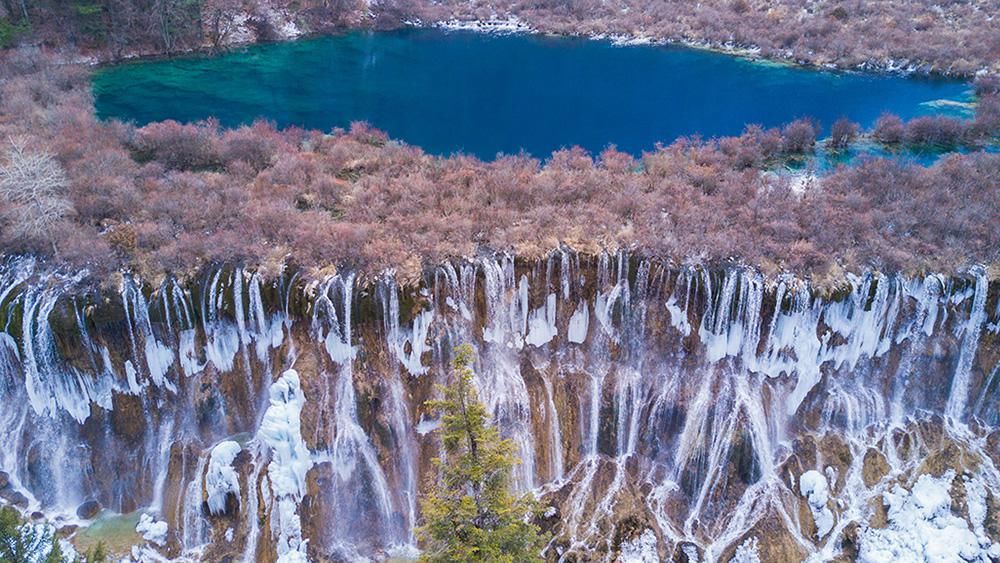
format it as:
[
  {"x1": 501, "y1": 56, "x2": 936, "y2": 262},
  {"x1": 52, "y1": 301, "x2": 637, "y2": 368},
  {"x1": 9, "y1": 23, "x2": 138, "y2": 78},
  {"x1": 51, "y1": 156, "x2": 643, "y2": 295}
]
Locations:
[
  {"x1": 0, "y1": 0, "x2": 998, "y2": 75},
  {"x1": 0, "y1": 50, "x2": 997, "y2": 288}
]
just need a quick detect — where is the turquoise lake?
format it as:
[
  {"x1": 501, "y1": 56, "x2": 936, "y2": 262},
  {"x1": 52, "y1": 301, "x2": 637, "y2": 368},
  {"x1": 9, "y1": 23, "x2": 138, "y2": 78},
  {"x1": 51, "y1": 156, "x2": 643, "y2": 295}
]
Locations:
[{"x1": 93, "y1": 29, "x2": 972, "y2": 159}]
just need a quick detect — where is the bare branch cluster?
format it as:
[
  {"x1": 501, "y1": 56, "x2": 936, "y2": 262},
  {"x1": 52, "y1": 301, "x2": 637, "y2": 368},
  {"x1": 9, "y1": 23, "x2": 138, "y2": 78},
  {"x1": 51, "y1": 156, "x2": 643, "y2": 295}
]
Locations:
[{"x1": 0, "y1": 138, "x2": 71, "y2": 245}]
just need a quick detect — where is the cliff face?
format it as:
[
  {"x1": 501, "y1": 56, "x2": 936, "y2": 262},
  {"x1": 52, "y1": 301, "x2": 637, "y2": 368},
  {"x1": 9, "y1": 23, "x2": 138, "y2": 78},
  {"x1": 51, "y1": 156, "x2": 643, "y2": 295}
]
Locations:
[{"x1": 0, "y1": 253, "x2": 998, "y2": 561}]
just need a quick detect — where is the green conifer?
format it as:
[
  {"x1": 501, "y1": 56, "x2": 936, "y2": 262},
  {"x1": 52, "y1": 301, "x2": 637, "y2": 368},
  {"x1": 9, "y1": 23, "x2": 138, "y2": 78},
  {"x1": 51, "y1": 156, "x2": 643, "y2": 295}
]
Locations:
[{"x1": 417, "y1": 344, "x2": 547, "y2": 562}]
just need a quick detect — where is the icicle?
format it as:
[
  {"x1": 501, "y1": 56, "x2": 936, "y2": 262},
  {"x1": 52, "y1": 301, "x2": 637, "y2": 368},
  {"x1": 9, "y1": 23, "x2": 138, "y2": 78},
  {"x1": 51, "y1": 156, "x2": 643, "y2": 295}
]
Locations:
[
  {"x1": 201, "y1": 269, "x2": 240, "y2": 373},
  {"x1": 206, "y1": 440, "x2": 242, "y2": 516},
  {"x1": 568, "y1": 300, "x2": 589, "y2": 344},
  {"x1": 122, "y1": 276, "x2": 176, "y2": 393},
  {"x1": 525, "y1": 293, "x2": 557, "y2": 347}
]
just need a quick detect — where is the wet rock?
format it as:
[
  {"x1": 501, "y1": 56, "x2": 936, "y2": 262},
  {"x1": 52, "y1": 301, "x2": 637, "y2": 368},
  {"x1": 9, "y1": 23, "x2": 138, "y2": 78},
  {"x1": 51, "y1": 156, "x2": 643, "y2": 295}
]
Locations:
[
  {"x1": 0, "y1": 471, "x2": 8, "y2": 490},
  {"x1": 5, "y1": 491, "x2": 28, "y2": 508},
  {"x1": 110, "y1": 392, "x2": 147, "y2": 445},
  {"x1": 718, "y1": 512, "x2": 809, "y2": 562},
  {"x1": 77, "y1": 498, "x2": 102, "y2": 519},
  {"x1": 862, "y1": 448, "x2": 890, "y2": 488},
  {"x1": 780, "y1": 436, "x2": 818, "y2": 490},
  {"x1": 837, "y1": 520, "x2": 861, "y2": 561},
  {"x1": 986, "y1": 486, "x2": 1000, "y2": 540},
  {"x1": 918, "y1": 439, "x2": 979, "y2": 477},
  {"x1": 798, "y1": 494, "x2": 816, "y2": 538},
  {"x1": 867, "y1": 495, "x2": 888, "y2": 529},
  {"x1": 986, "y1": 430, "x2": 1000, "y2": 468},
  {"x1": 30, "y1": 511, "x2": 44, "y2": 520},
  {"x1": 818, "y1": 434, "x2": 852, "y2": 491},
  {"x1": 57, "y1": 525, "x2": 78, "y2": 536},
  {"x1": 891, "y1": 428, "x2": 913, "y2": 460}
]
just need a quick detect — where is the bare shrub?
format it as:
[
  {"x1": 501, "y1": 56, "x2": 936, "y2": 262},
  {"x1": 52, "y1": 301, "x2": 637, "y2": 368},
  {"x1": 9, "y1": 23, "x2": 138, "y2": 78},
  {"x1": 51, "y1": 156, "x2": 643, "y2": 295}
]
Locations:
[
  {"x1": 131, "y1": 120, "x2": 222, "y2": 171},
  {"x1": 781, "y1": 118, "x2": 818, "y2": 154},
  {"x1": 0, "y1": 138, "x2": 72, "y2": 248},
  {"x1": 872, "y1": 114, "x2": 904, "y2": 145},
  {"x1": 828, "y1": 118, "x2": 859, "y2": 150}
]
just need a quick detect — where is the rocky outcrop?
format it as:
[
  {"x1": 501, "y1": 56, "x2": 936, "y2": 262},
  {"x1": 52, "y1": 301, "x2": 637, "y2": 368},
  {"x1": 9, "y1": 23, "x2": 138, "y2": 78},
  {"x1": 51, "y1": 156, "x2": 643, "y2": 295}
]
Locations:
[{"x1": 75, "y1": 499, "x2": 102, "y2": 520}]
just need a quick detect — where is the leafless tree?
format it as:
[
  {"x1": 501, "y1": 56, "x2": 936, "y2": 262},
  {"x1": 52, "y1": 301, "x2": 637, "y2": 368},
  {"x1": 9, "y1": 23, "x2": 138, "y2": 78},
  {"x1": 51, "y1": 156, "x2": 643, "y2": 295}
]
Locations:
[
  {"x1": 0, "y1": 138, "x2": 73, "y2": 248},
  {"x1": 204, "y1": 0, "x2": 245, "y2": 49}
]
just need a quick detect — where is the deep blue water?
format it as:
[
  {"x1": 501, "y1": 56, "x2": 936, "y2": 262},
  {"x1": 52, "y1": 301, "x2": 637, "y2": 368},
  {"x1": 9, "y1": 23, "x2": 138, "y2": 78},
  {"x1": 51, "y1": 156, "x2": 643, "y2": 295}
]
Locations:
[{"x1": 93, "y1": 29, "x2": 972, "y2": 159}]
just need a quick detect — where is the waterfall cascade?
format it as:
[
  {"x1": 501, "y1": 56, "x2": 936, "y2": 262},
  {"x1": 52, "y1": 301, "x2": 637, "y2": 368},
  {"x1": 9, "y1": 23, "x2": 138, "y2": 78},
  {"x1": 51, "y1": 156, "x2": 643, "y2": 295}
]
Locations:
[{"x1": 0, "y1": 253, "x2": 997, "y2": 562}]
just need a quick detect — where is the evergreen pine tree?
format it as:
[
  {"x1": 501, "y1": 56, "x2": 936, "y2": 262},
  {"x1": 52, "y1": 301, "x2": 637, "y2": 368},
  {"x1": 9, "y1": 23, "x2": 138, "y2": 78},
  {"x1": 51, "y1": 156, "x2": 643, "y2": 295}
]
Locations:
[
  {"x1": 0, "y1": 506, "x2": 59, "y2": 563},
  {"x1": 417, "y1": 344, "x2": 547, "y2": 562}
]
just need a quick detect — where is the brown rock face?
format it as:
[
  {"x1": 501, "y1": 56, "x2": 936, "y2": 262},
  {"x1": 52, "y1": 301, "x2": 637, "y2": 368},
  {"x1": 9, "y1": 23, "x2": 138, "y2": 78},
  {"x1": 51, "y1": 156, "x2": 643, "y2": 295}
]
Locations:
[
  {"x1": 867, "y1": 495, "x2": 889, "y2": 529},
  {"x1": 818, "y1": 434, "x2": 853, "y2": 492},
  {"x1": 718, "y1": 511, "x2": 809, "y2": 563},
  {"x1": 862, "y1": 448, "x2": 890, "y2": 488}
]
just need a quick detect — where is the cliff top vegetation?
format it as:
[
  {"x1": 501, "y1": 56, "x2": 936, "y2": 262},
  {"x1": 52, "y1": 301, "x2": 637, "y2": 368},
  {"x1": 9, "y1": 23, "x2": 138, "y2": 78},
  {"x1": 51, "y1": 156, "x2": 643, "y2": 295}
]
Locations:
[{"x1": 0, "y1": 49, "x2": 997, "y2": 287}]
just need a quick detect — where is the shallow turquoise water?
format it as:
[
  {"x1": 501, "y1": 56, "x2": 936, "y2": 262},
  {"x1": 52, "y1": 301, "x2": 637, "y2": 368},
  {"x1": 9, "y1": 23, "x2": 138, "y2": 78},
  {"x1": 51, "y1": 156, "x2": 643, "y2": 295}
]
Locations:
[{"x1": 93, "y1": 29, "x2": 972, "y2": 159}]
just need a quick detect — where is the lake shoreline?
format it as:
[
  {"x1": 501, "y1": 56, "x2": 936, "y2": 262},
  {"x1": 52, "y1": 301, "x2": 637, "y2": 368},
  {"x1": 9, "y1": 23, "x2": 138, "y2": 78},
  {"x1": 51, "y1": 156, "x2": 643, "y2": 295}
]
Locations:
[{"x1": 71, "y1": 19, "x2": 991, "y2": 82}]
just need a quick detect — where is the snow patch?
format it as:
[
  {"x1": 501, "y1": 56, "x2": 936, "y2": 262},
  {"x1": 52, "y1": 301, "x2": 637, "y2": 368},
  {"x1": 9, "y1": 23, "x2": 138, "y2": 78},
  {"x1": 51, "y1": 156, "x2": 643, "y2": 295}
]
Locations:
[
  {"x1": 415, "y1": 415, "x2": 441, "y2": 436},
  {"x1": 731, "y1": 536, "x2": 760, "y2": 563},
  {"x1": 616, "y1": 528, "x2": 658, "y2": 562},
  {"x1": 435, "y1": 16, "x2": 533, "y2": 34}
]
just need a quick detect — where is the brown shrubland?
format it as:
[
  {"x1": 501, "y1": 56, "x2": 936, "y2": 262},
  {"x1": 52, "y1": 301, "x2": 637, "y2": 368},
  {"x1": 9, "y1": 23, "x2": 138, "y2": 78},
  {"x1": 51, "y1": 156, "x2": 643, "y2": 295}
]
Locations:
[{"x1": 0, "y1": 50, "x2": 997, "y2": 285}]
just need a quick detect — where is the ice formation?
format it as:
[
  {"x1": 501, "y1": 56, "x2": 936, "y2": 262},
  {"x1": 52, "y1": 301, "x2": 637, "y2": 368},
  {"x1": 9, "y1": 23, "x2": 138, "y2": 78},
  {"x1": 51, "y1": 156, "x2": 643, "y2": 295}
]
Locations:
[
  {"x1": 136, "y1": 513, "x2": 169, "y2": 546},
  {"x1": 858, "y1": 471, "x2": 997, "y2": 563},
  {"x1": 205, "y1": 440, "x2": 242, "y2": 515},
  {"x1": 800, "y1": 470, "x2": 834, "y2": 539},
  {"x1": 257, "y1": 369, "x2": 312, "y2": 560}
]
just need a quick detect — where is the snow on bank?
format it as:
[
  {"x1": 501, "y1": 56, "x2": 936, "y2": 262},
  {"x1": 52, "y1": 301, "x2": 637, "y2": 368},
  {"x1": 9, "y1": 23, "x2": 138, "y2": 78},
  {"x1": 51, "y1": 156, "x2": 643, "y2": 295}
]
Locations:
[
  {"x1": 435, "y1": 17, "x2": 533, "y2": 34},
  {"x1": 799, "y1": 470, "x2": 834, "y2": 538},
  {"x1": 206, "y1": 440, "x2": 242, "y2": 515},
  {"x1": 257, "y1": 369, "x2": 312, "y2": 561},
  {"x1": 136, "y1": 513, "x2": 168, "y2": 546},
  {"x1": 859, "y1": 471, "x2": 999, "y2": 562}
]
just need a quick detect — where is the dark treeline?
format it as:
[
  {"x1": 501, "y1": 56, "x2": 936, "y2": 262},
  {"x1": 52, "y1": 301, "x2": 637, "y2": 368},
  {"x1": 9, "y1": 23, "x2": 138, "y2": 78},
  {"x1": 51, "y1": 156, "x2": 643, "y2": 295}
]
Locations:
[
  {"x1": 0, "y1": 0, "x2": 998, "y2": 76},
  {"x1": 0, "y1": 50, "x2": 997, "y2": 286}
]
